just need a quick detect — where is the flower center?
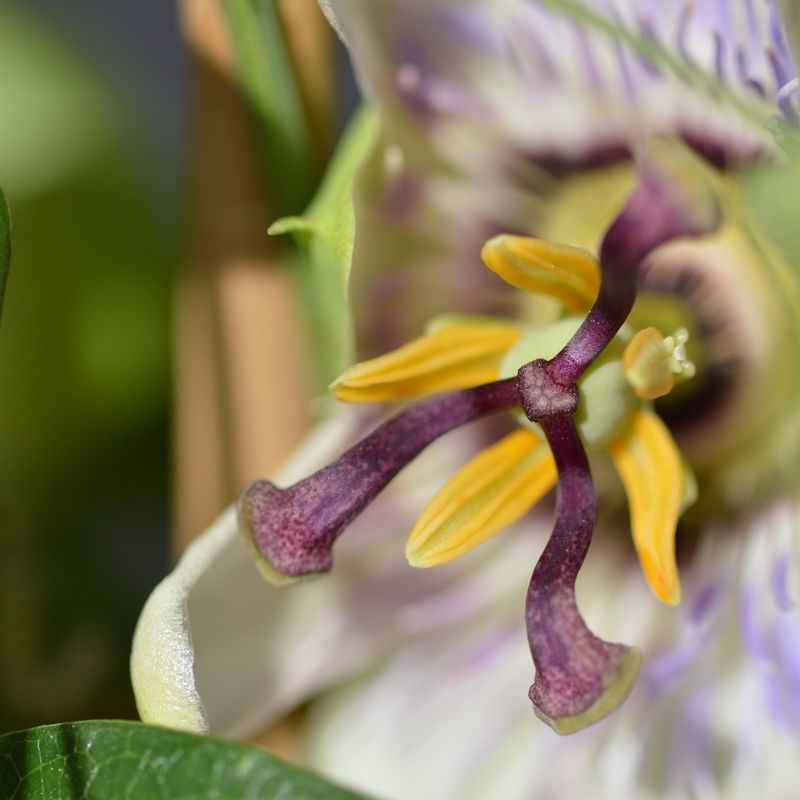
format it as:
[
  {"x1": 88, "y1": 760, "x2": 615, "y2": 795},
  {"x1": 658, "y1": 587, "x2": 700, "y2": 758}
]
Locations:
[{"x1": 500, "y1": 317, "x2": 635, "y2": 450}]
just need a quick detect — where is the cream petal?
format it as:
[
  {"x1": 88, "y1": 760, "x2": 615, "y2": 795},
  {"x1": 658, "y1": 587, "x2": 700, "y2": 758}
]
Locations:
[
  {"x1": 131, "y1": 509, "x2": 230, "y2": 735},
  {"x1": 317, "y1": 0, "x2": 797, "y2": 361},
  {"x1": 316, "y1": 0, "x2": 347, "y2": 43}
]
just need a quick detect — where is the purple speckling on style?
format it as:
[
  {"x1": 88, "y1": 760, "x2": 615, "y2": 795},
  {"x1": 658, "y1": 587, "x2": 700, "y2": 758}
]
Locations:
[
  {"x1": 240, "y1": 379, "x2": 520, "y2": 577},
  {"x1": 526, "y1": 415, "x2": 641, "y2": 727}
]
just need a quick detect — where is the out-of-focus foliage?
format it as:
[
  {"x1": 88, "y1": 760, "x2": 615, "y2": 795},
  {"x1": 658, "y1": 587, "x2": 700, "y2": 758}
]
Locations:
[
  {"x1": 745, "y1": 135, "x2": 800, "y2": 266},
  {"x1": 0, "y1": 6, "x2": 173, "y2": 730},
  {"x1": 0, "y1": 189, "x2": 9, "y2": 322},
  {"x1": 221, "y1": 0, "x2": 314, "y2": 214}
]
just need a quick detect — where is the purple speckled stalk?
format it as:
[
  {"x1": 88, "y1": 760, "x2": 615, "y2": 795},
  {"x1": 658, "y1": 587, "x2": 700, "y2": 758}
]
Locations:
[
  {"x1": 516, "y1": 160, "x2": 720, "y2": 731},
  {"x1": 240, "y1": 378, "x2": 519, "y2": 578},
  {"x1": 526, "y1": 415, "x2": 640, "y2": 732},
  {"x1": 547, "y1": 159, "x2": 719, "y2": 385}
]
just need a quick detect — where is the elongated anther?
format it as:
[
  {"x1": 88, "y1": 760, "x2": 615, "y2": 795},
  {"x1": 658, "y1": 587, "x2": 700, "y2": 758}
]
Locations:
[
  {"x1": 406, "y1": 428, "x2": 557, "y2": 567},
  {"x1": 480, "y1": 235, "x2": 600, "y2": 311},
  {"x1": 610, "y1": 410, "x2": 685, "y2": 605},
  {"x1": 330, "y1": 321, "x2": 521, "y2": 402}
]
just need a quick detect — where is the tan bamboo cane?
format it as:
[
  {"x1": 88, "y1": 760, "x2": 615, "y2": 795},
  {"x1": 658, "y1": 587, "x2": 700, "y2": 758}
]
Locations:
[{"x1": 174, "y1": 0, "x2": 335, "y2": 553}]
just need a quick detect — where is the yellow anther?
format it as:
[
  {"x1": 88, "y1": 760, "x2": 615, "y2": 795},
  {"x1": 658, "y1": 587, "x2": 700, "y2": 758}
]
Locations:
[
  {"x1": 610, "y1": 410, "x2": 685, "y2": 606},
  {"x1": 480, "y1": 235, "x2": 600, "y2": 311},
  {"x1": 330, "y1": 321, "x2": 521, "y2": 403},
  {"x1": 406, "y1": 429, "x2": 557, "y2": 567},
  {"x1": 623, "y1": 327, "x2": 695, "y2": 400}
]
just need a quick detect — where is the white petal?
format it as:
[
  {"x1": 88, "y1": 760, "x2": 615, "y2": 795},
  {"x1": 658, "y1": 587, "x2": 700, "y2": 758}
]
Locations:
[
  {"x1": 131, "y1": 508, "x2": 231, "y2": 734},
  {"x1": 319, "y1": 0, "x2": 797, "y2": 357}
]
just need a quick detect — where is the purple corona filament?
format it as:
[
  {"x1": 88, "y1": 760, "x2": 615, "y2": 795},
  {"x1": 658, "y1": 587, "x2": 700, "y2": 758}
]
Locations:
[
  {"x1": 240, "y1": 378, "x2": 519, "y2": 577},
  {"x1": 239, "y1": 155, "x2": 721, "y2": 732}
]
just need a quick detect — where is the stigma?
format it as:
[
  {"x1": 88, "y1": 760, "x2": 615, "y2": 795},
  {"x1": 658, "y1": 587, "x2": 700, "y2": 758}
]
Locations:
[{"x1": 624, "y1": 326, "x2": 697, "y2": 400}]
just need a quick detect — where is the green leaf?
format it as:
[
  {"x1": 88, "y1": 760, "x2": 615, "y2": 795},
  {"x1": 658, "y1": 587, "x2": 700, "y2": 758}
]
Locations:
[
  {"x1": 0, "y1": 721, "x2": 371, "y2": 800},
  {"x1": 220, "y1": 0, "x2": 313, "y2": 214},
  {"x1": 0, "y1": 188, "x2": 9, "y2": 324},
  {"x1": 271, "y1": 107, "x2": 380, "y2": 387}
]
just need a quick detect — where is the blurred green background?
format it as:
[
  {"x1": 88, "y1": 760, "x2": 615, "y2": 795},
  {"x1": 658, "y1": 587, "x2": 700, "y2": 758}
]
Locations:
[{"x1": 0, "y1": 2, "x2": 184, "y2": 729}]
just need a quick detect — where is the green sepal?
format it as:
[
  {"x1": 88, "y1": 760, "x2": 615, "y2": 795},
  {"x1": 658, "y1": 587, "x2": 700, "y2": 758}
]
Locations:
[{"x1": 271, "y1": 107, "x2": 380, "y2": 387}]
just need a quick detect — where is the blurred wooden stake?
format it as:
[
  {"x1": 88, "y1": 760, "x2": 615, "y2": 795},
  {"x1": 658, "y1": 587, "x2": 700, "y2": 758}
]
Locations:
[
  {"x1": 279, "y1": 0, "x2": 336, "y2": 178},
  {"x1": 175, "y1": 0, "x2": 335, "y2": 551}
]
